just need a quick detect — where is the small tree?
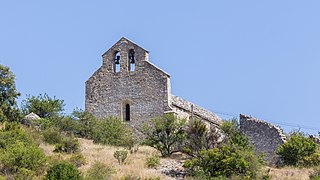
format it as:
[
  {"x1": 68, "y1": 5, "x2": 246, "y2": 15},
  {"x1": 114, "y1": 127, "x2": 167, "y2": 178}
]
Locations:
[
  {"x1": 0, "y1": 64, "x2": 21, "y2": 122},
  {"x1": 54, "y1": 115, "x2": 79, "y2": 133},
  {"x1": 220, "y1": 119, "x2": 250, "y2": 149},
  {"x1": 71, "y1": 109, "x2": 96, "y2": 138},
  {"x1": 277, "y1": 132, "x2": 319, "y2": 166},
  {"x1": 21, "y1": 93, "x2": 64, "y2": 119},
  {"x1": 142, "y1": 113, "x2": 186, "y2": 157},
  {"x1": 184, "y1": 118, "x2": 222, "y2": 157},
  {"x1": 51, "y1": 109, "x2": 96, "y2": 138}
]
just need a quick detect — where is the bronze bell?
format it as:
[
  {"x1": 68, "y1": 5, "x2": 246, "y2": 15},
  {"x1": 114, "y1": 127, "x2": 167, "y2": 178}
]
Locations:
[{"x1": 114, "y1": 55, "x2": 120, "y2": 64}]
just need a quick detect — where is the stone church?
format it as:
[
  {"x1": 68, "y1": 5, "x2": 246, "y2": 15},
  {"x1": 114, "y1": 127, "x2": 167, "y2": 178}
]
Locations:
[{"x1": 85, "y1": 37, "x2": 221, "y2": 131}]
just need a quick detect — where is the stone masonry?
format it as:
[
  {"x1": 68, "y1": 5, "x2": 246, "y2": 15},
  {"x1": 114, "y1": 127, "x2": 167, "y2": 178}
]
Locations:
[
  {"x1": 85, "y1": 37, "x2": 221, "y2": 132},
  {"x1": 240, "y1": 114, "x2": 287, "y2": 165}
]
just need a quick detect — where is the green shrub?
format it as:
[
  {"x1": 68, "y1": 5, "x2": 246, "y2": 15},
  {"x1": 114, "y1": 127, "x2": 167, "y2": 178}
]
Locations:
[
  {"x1": 146, "y1": 156, "x2": 160, "y2": 168},
  {"x1": 184, "y1": 118, "x2": 222, "y2": 157},
  {"x1": 69, "y1": 153, "x2": 86, "y2": 167},
  {"x1": 220, "y1": 119, "x2": 250, "y2": 149},
  {"x1": 92, "y1": 116, "x2": 135, "y2": 148},
  {"x1": 43, "y1": 128, "x2": 63, "y2": 144},
  {"x1": 303, "y1": 151, "x2": 320, "y2": 167},
  {"x1": 47, "y1": 109, "x2": 96, "y2": 138},
  {"x1": 277, "y1": 132, "x2": 318, "y2": 167},
  {"x1": 30, "y1": 117, "x2": 52, "y2": 130},
  {"x1": 142, "y1": 113, "x2": 186, "y2": 157},
  {"x1": 11, "y1": 168, "x2": 36, "y2": 180},
  {"x1": 23, "y1": 125, "x2": 43, "y2": 146},
  {"x1": 21, "y1": 93, "x2": 64, "y2": 119},
  {"x1": 0, "y1": 123, "x2": 46, "y2": 177},
  {"x1": 0, "y1": 122, "x2": 34, "y2": 148},
  {"x1": 85, "y1": 161, "x2": 115, "y2": 180},
  {"x1": 71, "y1": 109, "x2": 96, "y2": 139},
  {"x1": 55, "y1": 116, "x2": 79, "y2": 134},
  {"x1": 183, "y1": 145, "x2": 261, "y2": 179},
  {"x1": 54, "y1": 136, "x2": 80, "y2": 154},
  {"x1": 0, "y1": 142, "x2": 47, "y2": 177},
  {"x1": 113, "y1": 150, "x2": 128, "y2": 165},
  {"x1": 45, "y1": 161, "x2": 82, "y2": 180},
  {"x1": 183, "y1": 119, "x2": 264, "y2": 179}
]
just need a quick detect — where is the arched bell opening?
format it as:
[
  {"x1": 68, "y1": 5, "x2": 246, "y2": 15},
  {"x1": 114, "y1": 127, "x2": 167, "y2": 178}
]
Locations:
[{"x1": 114, "y1": 51, "x2": 121, "y2": 73}]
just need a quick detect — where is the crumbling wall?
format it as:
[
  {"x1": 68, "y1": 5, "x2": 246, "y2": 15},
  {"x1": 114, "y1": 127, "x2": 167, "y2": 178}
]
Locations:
[{"x1": 240, "y1": 114, "x2": 287, "y2": 165}]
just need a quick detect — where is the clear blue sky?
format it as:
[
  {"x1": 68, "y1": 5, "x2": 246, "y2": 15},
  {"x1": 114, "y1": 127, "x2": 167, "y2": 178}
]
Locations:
[{"x1": 1, "y1": 1, "x2": 319, "y2": 134}]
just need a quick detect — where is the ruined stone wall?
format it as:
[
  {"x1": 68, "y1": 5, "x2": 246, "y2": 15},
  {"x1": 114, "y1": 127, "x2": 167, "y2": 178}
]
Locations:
[
  {"x1": 85, "y1": 38, "x2": 171, "y2": 131},
  {"x1": 240, "y1": 114, "x2": 287, "y2": 165}
]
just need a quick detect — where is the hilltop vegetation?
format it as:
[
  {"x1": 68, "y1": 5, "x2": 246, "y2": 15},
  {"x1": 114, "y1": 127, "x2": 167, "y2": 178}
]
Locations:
[{"x1": 0, "y1": 63, "x2": 320, "y2": 179}]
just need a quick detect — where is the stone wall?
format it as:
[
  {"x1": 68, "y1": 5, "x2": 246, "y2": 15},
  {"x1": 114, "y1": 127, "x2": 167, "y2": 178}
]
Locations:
[
  {"x1": 240, "y1": 114, "x2": 287, "y2": 165},
  {"x1": 85, "y1": 38, "x2": 171, "y2": 131}
]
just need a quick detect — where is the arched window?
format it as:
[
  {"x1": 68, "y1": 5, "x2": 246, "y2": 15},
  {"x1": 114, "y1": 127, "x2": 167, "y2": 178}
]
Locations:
[
  {"x1": 128, "y1": 49, "x2": 135, "y2": 72},
  {"x1": 114, "y1": 51, "x2": 121, "y2": 73},
  {"x1": 125, "y1": 104, "x2": 130, "y2": 121}
]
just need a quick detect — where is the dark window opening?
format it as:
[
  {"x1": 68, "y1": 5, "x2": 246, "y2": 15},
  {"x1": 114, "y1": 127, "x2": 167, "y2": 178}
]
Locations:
[
  {"x1": 125, "y1": 104, "x2": 130, "y2": 121},
  {"x1": 128, "y1": 49, "x2": 135, "y2": 72},
  {"x1": 114, "y1": 51, "x2": 121, "y2": 73}
]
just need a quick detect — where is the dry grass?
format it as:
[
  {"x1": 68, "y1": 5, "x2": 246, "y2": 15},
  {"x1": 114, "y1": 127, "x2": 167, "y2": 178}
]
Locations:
[
  {"x1": 269, "y1": 167, "x2": 312, "y2": 180},
  {"x1": 78, "y1": 138, "x2": 166, "y2": 179},
  {"x1": 40, "y1": 138, "x2": 166, "y2": 179},
  {"x1": 40, "y1": 138, "x2": 316, "y2": 180},
  {"x1": 39, "y1": 143, "x2": 55, "y2": 156}
]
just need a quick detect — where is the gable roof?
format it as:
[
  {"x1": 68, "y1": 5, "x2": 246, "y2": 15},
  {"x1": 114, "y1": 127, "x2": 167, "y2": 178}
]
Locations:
[
  {"x1": 144, "y1": 61, "x2": 171, "y2": 77},
  {"x1": 102, "y1": 37, "x2": 149, "y2": 57}
]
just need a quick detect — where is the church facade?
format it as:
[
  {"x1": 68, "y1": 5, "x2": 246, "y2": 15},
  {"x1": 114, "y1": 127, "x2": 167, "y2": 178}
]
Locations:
[{"x1": 85, "y1": 37, "x2": 221, "y2": 131}]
